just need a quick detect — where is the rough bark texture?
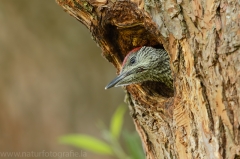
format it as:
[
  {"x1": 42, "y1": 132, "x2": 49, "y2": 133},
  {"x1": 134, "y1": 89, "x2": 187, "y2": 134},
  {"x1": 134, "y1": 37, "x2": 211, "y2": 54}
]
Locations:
[{"x1": 56, "y1": 0, "x2": 240, "y2": 158}]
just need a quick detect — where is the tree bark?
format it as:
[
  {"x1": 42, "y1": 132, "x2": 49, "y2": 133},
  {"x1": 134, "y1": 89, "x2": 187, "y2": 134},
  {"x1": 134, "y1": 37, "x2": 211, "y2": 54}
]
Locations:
[{"x1": 56, "y1": 0, "x2": 240, "y2": 158}]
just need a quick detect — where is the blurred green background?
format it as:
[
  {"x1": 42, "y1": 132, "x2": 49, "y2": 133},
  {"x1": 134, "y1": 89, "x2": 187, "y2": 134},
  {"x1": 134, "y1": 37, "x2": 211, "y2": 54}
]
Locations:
[{"x1": 0, "y1": 0, "x2": 135, "y2": 158}]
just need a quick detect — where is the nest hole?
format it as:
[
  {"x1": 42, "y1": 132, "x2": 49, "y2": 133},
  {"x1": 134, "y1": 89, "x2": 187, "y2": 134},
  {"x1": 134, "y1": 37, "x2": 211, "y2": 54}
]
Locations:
[{"x1": 103, "y1": 24, "x2": 173, "y2": 98}]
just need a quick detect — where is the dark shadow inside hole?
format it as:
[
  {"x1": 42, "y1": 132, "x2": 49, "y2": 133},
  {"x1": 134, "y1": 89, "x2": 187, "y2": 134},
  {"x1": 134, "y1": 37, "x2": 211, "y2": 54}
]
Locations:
[{"x1": 141, "y1": 81, "x2": 174, "y2": 98}]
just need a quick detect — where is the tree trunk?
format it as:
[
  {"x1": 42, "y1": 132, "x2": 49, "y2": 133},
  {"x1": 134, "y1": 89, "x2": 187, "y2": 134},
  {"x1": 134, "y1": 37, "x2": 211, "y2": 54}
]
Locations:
[{"x1": 56, "y1": 0, "x2": 240, "y2": 158}]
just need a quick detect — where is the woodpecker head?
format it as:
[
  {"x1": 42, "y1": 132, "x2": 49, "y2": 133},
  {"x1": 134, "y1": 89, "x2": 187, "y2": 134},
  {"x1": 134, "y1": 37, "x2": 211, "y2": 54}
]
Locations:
[{"x1": 105, "y1": 46, "x2": 164, "y2": 89}]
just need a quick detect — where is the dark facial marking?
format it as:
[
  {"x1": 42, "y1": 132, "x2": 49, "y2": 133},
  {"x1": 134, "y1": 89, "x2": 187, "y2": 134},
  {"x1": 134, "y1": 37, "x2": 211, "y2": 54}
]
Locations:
[
  {"x1": 122, "y1": 47, "x2": 142, "y2": 67},
  {"x1": 129, "y1": 56, "x2": 136, "y2": 65}
]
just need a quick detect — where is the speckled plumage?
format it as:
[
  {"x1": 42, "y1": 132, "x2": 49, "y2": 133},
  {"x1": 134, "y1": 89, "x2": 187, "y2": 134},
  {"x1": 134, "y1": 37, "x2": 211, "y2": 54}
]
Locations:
[{"x1": 105, "y1": 46, "x2": 173, "y2": 89}]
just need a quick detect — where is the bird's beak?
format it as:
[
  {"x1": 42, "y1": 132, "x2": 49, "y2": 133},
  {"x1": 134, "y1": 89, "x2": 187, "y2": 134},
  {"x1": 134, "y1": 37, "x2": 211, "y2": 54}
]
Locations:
[{"x1": 105, "y1": 71, "x2": 128, "y2": 89}]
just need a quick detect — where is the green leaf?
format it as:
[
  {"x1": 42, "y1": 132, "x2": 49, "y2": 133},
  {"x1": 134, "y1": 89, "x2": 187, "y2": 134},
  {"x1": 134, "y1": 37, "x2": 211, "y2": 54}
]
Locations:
[
  {"x1": 110, "y1": 104, "x2": 126, "y2": 139},
  {"x1": 59, "y1": 134, "x2": 113, "y2": 155},
  {"x1": 123, "y1": 131, "x2": 145, "y2": 159}
]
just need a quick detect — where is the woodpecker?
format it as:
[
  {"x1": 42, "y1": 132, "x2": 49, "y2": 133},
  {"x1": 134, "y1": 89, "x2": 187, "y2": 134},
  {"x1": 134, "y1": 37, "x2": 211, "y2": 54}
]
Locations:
[{"x1": 105, "y1": 46, "x2": 173, "y2": 90}]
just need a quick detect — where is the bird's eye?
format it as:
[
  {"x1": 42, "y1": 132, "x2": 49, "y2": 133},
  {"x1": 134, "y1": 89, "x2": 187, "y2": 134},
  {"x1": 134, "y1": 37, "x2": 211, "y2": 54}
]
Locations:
[{"x1": 129, "y1": 56, "x2": 136, "y2": 65}]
